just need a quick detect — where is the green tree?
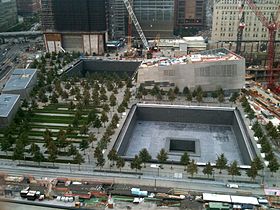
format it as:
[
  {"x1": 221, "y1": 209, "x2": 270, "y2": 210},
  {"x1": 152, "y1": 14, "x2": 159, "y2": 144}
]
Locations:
[
  {"x1": 196, "y1": 93, "x2": 203, "y2": 104},
  {"x1": 48, "y1": 141, "x2": 58, "y2": 167},
  {"x1": 101, "y1": 111, "x2": 109, "y2": 127},
  {"x1": 0, "y1": 137, "x2": 12, "y2": 156},
  {"x1": 174, "y1": 86, "x2": 180, "y2": 95},
  {"x1": 203, "y1": 162, "x2": 214, "y2": 178},
  {"x1": 254, "y1": 126, "x2": 264, "y2": 139},
  {"x1": 229, "y1": 92, "x2": 239, "y2": 103},
  {"x1": 94, "y1": 117, "x2": 102, "y2": 133},
  {"x1": 252, "y1": 156, "x2": 264, "y2": 171},
  {"x1": 109, "y1": 94, "x2": 117, "y2": 109},
  {"x1": 157, "y1": 149, "x2": 168, "y2": 164},
  {"x1": 186, "y1": 92, "x2": 192, "y2": 104},
  {"x1": 87, "y1": 109, "x2": 97, "y2": 124},
  {"x1": 261, "y1": 141, "x2": 272, "y2": 154},
  {"x1": 117, "y1": 104, "x2": 125, "y2": 113},
  {"x1": 268, "y1": 157, "x2": 279, "y2": 176},
  {"x1": 167, "y1": 88, "x2": 176, "y2": 103},
  {"x1": 187, "y1": 159, "x2": 198, "y2": 177},
  {"x1": 228, "y1": 160, "x2": 241, "y2": 180},
  {"x1": 13, "y1": 139, "x2": 25, "y2": 164},
  {"x1": 103, "y1": 103, "x2": 110, "y2": 113},
  {"x1": 50, "y1": 92, "x2": 58, "y2": 103},
  {"x1": 246, "y1": 161, "x2": 258, "y2": 181},
  {"x1": 216, "y1": 153, "x2": 228, "y2": 174},
  {"x1": 218, "y1": 94, "x2": 225, "y2": 104},
  {"x1": 57, "y1": 129, "x2": 67, "y2": 151},
  {"x1": 183, "y1": 86, "x2": 190, "y2": 95},
  {"x1": 34, "y1": 150, "x2": 45, "y2": 166},
  {"x1": 29, "y1": 142, "x2": 40, "y2": 156},
  {"x1": 247, "y1": 110, "x2": 255, "y2": 124},
  {"x1": 107, "y1": 148, "x2": 118, "y2": 167},
  {"x1": 180, "y1": 151, "x2": 190, "y2": 171},
  {"x1": 131, "y1": 155, "x2": 142, "y2": 172},
  {"x1": 68, "y1": 144, "x2": 77, "y2": 158},
  {"x1": 79, "y1": 123, "x2": 88, "y2": 135},
  {"x1": 89, "y1": 133, "x2": 97, "y2": 148},
  {"x1": 116, "y1": 156, "x2": 125, "y2": 172},
  {"x1": 139, "y1": 148, "x2": 152, "y2": 168},
  {"x1": 73, "y1": 152, "x2": 85, "y2": 170},
  {"x1": 96, "y1": 154, "x2": 105, "y2": 169},
  {"x1": 79, "y1": 139, "x2": 89, "y2": 155},
  {"x1": 94, "y1": 146, "x2": 103, "y2": 160}
]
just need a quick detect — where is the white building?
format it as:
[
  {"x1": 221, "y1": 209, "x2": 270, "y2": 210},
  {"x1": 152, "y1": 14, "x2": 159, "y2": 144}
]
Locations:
[
  {"x1": 211, "y1": 0, "x2": 280, "y2": 42},
  {"x1": 137, "y1": 48, "x2": 245, "y2": 92}
]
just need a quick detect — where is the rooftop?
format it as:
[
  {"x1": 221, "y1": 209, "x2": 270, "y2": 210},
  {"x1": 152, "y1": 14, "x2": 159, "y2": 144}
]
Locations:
[
  {"x1": 140, "y1": 48, "x2": 242, "y2": 68},
  {"x1": 0, "y1": 94, "x2": 20, "y2": 117},
  {"x1": 3, "y1": 69, "x2": 37, "y2": 91}
]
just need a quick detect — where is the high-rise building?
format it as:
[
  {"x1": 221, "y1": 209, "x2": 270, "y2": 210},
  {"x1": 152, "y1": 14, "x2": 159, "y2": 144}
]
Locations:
[
  {"x1": 16, "y1": 0, "x2": 40, "y2": 16},
  {"x1": 41, "y1": 0, "x2": 108, "y2": 55},
  {"x1": 211, "y1": 0, "x2": 280, "y2": 42},
  {"x1": 174, "y1": 0, "x2": 206, "y2": 35},
  {"x1": 0, "y1": 0, "x2": 18, "y2": 32},
  {"x1": 133, "y1": 0, "x2": 175, "y2": 38},
  {"x1": 108, "y1": 0, "x2": 175, "y2": 40},
  {"x1": 108, "y1": 0, "x2": 127, "y2": 39}
]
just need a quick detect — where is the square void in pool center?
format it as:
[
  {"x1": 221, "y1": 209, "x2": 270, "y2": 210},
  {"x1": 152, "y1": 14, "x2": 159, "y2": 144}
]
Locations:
[{"x1": 124, "y1": 121, "x2": 243, "y2": 164}]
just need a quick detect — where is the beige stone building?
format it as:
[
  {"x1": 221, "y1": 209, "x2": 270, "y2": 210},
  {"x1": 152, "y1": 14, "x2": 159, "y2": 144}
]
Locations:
[{"x1": 211, "y1": 0, "x2": 280, "y2": 42}]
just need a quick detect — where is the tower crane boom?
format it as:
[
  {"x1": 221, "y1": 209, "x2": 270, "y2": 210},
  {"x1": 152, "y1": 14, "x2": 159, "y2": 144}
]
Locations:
[
  {"x1": 123, "y1": 0, "x2": 149, "y2": 50},
  {"x1": 245, "y1": 0, "x2": 280, "y2": 90},
  {"x1": 236, "y1": 0, "x2": 245, "y2": 54}
]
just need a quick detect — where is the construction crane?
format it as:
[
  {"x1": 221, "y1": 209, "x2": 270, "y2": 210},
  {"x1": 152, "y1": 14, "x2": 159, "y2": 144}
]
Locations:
[
  {"x1": 245, "y1": 0, "x2": 280, "y2": 91},
  {"x1": 123, "y1": 0, "x2": 149, "y2": 50},
  {"x1": 236, "y1": 0, "x2": 245, "y2": 54},
  {"x1": 127, "y1": 0, "x2": 132, "y2": 51}
]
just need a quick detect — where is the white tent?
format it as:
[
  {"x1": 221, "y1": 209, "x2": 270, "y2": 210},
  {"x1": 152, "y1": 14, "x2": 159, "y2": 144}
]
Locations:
[{"x1": 230, "y1": 195, "x2": 259, "y2": 205}]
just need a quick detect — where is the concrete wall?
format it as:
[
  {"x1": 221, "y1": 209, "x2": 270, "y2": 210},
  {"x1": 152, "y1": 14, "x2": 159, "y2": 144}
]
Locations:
[
  {"x1": 137, "y1": 58, "x2": 245, "y2": 92},
  {"x1": 114, "y1": 104, "x2": 255, "y2": 165},
  {"x1": 136, "y1": 106, "x2": 234, "y2": 125},
  {"x1": 114, "y1": 105, "x2": 138, "y2": 156},
  {"x1": 64, "y1": 60, "x2": 84, "y2": 77},
  {"x1": 64, "y1": 59, "x2": 141, "y2": 77},
  {"x1": 232, "y1": 109, "x2": 256, "y2": 165}
]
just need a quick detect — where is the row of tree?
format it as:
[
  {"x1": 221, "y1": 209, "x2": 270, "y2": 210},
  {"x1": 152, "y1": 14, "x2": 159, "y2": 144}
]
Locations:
[
  {"x1": 102, "y1": 147, "x2": 265, "y2": 181},
  {"x1": 241, "y1": 95, "x2": 279, "y2": 175},
  {"x1": 137, "y1": 84, "x2": 239, "y2": 104}
]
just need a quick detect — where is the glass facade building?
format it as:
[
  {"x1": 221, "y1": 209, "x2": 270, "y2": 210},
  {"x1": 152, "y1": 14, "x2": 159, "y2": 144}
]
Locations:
[
  {"x1": 0, "y1": 0, "x2": 18, "y2": 32},
  {"x1": 133, "y1": 0, "x2": 174, "y2": 38},
  {"x1": 41, "y1": 0, "x2": 107, "y2": 32}
]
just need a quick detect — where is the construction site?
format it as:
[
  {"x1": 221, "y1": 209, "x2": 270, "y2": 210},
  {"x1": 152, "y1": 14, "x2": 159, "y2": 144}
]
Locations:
[{"x1": 0, "y1": 0, "x2": 280, "y2": 209}]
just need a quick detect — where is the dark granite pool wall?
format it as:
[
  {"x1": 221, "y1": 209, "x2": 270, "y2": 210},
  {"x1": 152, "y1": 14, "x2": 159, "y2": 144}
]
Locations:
[
  {"x1": 113, "y1": 104, "x2": 256, "y2": 165},
  {"x1": 64, "y1": 59, "x2": 141, "y2": 77},
  {"x1": 64, "y1": 59, "x2": 84, "y2": 77}
]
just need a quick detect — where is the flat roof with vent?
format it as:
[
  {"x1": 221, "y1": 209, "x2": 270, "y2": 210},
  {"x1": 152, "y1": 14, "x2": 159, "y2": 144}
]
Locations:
[
  {"x1": 0, "y1": 94, "x2": 20, "y2": 117},
  {"x1": 2, "y1": 69, "x2": 37, "y2": 91}
]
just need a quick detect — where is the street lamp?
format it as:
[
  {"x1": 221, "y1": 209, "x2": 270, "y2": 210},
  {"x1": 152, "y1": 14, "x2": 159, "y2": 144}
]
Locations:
[{"x1": 150, "y1": 164, "x2": 163, "y2": 177}]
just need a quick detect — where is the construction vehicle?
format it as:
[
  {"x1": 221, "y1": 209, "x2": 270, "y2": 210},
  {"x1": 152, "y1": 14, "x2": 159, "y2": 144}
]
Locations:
[
  {"x1": 236, "y1": 0, "x2": 245, "y2": 54},
  {"x1": 245, "y1": 1, "x2": 280, "y2": 93}
]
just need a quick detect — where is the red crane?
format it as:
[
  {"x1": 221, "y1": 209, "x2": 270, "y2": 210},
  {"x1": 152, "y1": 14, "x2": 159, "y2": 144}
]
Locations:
[
  {"x1": 236, "y1": 1, "x2": 245, "y2": 54},
  {"x1": 245, "y1": 0, "x2": 280, "y2": 92}
]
